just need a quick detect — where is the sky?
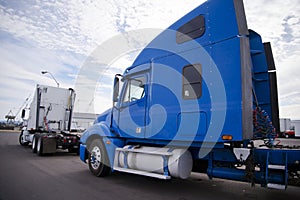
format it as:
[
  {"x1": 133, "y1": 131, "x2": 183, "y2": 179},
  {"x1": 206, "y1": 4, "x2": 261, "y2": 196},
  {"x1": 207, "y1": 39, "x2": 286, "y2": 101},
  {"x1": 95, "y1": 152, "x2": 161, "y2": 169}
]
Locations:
[{"x1": 0, "y1": 0, "x2": 299, "y2": 121}]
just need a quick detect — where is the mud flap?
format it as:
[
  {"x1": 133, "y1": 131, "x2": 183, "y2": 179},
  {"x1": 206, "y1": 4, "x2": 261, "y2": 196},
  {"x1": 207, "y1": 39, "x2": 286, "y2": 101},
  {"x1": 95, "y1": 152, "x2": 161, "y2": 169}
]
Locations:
[{"x1": 42, "y1": 137, "x2": 57, "y2": 153}]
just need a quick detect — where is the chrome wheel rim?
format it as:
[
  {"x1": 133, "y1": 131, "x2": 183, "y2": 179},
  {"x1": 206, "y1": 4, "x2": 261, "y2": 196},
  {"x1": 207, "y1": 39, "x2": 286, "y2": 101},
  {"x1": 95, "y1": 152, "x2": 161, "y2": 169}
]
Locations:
[{"x1": 90, "y1": 146, "x2": 101, "y2": 170}]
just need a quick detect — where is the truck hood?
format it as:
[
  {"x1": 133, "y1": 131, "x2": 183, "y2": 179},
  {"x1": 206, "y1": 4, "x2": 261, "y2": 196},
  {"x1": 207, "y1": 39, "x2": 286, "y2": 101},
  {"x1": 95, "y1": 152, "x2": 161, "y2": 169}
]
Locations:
[{"x1": 94, "y1": 108, "x2": 112, "y2": 124}]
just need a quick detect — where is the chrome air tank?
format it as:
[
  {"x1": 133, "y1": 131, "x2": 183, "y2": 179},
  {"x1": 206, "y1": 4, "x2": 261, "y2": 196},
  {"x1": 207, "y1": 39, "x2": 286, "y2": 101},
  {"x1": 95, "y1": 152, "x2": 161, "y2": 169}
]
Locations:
[{"x1": 115, "y1": 146, "x2": 193, "y2": 179}]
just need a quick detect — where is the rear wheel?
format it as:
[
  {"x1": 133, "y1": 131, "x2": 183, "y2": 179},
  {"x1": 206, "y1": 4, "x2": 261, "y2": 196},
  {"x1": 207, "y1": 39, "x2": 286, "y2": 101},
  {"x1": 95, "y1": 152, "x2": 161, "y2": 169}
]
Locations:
[
  {"x1": 37, "y1": 136, "x2": 44, "y2": 156},
  {"x1": 32, "y1": 135, "x2": 39, "y2": 153},
  {"x1": 19, "y1": 131, "x2": 29, "y2": 146},
  {"x1": 88, "y1": 139, "x2": 110, "y2": 177}
]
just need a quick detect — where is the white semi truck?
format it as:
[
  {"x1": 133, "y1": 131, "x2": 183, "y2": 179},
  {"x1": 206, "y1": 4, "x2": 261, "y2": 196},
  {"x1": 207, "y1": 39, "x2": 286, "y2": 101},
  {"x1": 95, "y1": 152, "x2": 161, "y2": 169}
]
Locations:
[{"x1": 19, "y1": 85, "x2": 80, "y2": 155}]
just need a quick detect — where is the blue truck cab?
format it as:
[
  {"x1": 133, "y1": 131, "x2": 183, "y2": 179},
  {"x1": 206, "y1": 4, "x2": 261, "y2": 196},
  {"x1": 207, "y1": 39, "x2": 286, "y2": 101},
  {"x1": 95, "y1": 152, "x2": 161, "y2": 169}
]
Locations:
[{"x1": 80, "y1": 0, "x2": 299, "y2": 189}]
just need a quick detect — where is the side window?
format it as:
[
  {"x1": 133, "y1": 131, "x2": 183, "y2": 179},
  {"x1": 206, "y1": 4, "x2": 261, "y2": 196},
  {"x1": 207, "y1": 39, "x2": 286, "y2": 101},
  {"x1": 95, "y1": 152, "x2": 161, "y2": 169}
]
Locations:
[
  {"x1": 176, "y1": 15, "x2": 205, "y2": 44},
  {"x1": 122, "y1": 76, "x2": 146, "y2": 103},
  {"x1": 182, "y1": 64, "x2": 202, "y2": 99}
]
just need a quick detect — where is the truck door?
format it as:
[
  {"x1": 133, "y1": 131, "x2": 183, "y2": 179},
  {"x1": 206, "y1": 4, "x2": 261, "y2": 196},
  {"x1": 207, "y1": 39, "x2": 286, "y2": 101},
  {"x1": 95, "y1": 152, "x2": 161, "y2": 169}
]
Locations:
[{"x1": 118, "y1": 75, "x2": 147, "y2": 138}]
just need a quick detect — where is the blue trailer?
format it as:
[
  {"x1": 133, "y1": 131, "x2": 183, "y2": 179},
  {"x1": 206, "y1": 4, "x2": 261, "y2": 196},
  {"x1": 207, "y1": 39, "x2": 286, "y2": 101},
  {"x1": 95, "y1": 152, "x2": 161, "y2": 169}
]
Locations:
[{"x1": 79, "y1": 0, "x2": 300, "y2": 189}]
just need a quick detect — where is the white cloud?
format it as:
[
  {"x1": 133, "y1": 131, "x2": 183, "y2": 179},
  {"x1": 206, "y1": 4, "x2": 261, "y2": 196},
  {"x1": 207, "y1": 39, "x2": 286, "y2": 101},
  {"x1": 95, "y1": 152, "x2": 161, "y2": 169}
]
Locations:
[
  {"x1": 0, "y1": 0, "x2": 299, "y2": 121},
  {"x1": 244, "y1": 0, "x2": 300, "y2": 119},
  {"x1": 0, "y1": 0, "x2": 202, "y2": 56}
]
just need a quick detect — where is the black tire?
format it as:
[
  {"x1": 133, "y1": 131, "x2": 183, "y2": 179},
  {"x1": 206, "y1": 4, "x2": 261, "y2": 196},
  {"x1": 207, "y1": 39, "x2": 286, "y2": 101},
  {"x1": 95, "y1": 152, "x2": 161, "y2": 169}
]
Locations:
[
  {"x1": 19, "y1": 131, "x2": 29, "y2": 146},
  {"x1": 88, "y1": 139, "x2": 111, "y2": 177},
  {"x1": 32, "y1": 135, "x2": 39, "y2": 153},
  {"x1": 37, "y1": 136, "x2": 44, "y2": 156}
]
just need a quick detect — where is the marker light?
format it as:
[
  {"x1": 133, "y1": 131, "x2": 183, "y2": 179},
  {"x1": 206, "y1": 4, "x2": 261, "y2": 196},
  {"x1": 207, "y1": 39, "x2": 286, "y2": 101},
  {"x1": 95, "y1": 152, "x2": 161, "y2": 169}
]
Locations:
[{"x1": 222, "y1": 135, "x2": 233, "y2": 140}]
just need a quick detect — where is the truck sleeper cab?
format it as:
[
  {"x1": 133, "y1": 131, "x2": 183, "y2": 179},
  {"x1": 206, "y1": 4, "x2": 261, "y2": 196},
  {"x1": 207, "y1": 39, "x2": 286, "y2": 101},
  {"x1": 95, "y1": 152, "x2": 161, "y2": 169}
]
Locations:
[{"x1": 80, "y1": 0, "x2": 300, "y2": 189}]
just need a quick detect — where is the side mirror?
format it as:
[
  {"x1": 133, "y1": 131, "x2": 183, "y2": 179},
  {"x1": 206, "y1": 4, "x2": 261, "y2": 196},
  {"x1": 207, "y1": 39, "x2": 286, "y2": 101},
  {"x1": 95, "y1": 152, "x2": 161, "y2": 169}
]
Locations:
[
  {"x1": 113, "y1": 76, "x2": 120, "y2": 103},
  {"x1": 21, "y1": 109, "x2": 26, "y2": 119}
]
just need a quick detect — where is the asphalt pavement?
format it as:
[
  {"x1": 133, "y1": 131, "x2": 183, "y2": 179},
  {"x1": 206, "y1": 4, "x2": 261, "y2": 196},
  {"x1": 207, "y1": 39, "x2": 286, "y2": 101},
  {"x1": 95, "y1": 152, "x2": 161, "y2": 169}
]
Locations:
[{"x1": 0, "y1": 131, "x2": 299, "y2": 200}]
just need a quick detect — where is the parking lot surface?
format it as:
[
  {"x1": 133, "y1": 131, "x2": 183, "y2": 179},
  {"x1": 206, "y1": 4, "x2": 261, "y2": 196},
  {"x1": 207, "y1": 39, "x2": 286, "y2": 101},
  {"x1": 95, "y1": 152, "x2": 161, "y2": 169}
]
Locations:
[{"x1": 0, "y1": 131, "x2": 299, "y2": 200}]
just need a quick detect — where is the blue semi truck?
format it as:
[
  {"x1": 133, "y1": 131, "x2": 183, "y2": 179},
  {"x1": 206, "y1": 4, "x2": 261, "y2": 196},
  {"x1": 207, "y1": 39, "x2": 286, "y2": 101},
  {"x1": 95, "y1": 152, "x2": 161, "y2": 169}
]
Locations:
[{"x1": 79, "y1": 0, "x2": 300, "y2": 189}]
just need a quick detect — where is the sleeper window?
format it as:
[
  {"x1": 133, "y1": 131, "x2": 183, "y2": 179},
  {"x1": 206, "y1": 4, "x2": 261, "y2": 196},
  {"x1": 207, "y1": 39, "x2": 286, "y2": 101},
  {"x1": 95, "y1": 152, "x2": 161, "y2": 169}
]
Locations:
[
  {"x1": 176, "y1": 15, "x2": 205, "y2": 44},
  {"x1": 182, "y1": 64, "x2": 202, "y2": 99}
]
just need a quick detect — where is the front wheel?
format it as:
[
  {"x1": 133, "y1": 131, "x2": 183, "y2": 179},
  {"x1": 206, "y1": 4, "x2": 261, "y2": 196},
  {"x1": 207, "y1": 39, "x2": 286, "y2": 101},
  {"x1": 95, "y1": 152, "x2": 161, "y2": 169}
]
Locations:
[
  {"x1": 88, "y1": 139, "x2": 111, "y2": 177},
  {"x1": 19, "y1": 131, "x2": 29, "y2": 146}
]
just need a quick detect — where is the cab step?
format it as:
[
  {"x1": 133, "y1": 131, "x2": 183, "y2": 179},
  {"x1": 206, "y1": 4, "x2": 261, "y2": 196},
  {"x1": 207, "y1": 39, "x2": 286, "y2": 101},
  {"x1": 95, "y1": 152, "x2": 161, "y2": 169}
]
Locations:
[
  {"x1": 264, "y1": 151, "x2": 288, "y2": 190},
  {"x1": 267, "y1": 183, "x2": 286, "y2": 190},
  {"x1": 113, "y1": 167, "x2": 171, "y2": 180},
  {"x1": 268, "y1": 164, "x2": 285, "y2": 170}
]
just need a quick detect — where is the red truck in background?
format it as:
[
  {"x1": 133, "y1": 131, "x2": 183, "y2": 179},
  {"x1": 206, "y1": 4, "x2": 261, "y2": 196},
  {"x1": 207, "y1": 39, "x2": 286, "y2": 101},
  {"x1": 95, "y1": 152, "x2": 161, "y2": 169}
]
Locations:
[
  {"x1": 282, "y1": 130, "x2": 295, "y2": 138},
  {"x1": 280, "y1": 118, "x2": 295, "y2": 138}
]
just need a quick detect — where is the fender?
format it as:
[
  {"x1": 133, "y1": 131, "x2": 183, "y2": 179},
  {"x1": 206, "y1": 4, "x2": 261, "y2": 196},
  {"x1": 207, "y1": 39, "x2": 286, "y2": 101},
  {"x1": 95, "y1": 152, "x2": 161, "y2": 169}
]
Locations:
[
  {"x1": 80, "y1": 122, "x2": 124, "y2": 168},
  {"x1": 80, "y1": 121, "x2": 114, "y2": 144}
]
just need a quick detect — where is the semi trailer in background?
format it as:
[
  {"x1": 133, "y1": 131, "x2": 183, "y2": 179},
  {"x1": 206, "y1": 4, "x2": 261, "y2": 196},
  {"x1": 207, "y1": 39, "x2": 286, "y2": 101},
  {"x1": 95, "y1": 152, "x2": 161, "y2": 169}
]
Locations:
[{"x1": 291, "y1": 120, "x2": 300, "y2": 137}]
